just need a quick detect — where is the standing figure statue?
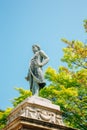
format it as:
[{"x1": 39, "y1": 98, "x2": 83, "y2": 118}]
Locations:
[{"x1": 25, "y1": 45, "x2": 49, "y2": 96}]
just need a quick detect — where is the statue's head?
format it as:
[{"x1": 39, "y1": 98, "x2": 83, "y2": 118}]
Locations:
[{"x1": 32, "y1": 44, "x2": 41, "y2": 53}]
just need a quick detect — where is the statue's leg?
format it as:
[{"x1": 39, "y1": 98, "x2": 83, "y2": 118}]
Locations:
[{"x1": 32, "y1": 81, "x2": 39, "y2": 96}]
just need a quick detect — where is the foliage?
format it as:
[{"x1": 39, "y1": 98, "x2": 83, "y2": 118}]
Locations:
[
  {"x1": 83, "y1": 19, "x2": 87, "y2": 32},
  {"x1": 0, "y1": 108, "x2": 12, "y2": 129},
  {"x1": 61, "y1": 38, "x2": 87, "y2": 69},
  {"x1": 40, "y1": 41, "x2": 87, "y2": 130}
]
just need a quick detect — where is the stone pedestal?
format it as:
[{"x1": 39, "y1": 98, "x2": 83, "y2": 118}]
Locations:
[{"x1": 3, "y1": 96, "x2": 76, "y2": 130}]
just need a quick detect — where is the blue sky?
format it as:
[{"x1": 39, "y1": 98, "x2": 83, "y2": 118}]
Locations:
[{"x1": 0, "y1": 0, "x2": 87, "y2": 110}]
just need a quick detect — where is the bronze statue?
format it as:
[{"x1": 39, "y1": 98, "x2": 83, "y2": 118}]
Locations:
[{"x1": 25, "y1": 45, "x2": 49, "y2": 96}]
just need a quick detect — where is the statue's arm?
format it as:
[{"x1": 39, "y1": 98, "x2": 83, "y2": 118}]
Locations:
[{"x1": 39, "y1": 50, "x2": 49, "y2": 66}]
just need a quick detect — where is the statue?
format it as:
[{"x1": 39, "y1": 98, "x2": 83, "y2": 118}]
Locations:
[{"x1": 25, "y1": 45, "x2": 49, "y2": 96}]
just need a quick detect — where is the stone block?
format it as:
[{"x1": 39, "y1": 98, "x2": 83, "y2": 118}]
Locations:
[{"x1": 3, "y1": 96, "x2": 77, "y2": 130}]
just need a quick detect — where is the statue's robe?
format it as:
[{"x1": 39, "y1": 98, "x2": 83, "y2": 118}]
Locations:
[{"x1": 29, "y1": 50, "x2": 46, "y2": 90}]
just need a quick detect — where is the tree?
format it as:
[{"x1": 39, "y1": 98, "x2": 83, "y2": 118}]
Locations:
[
  {"x1": 61, "y1": 38, "x2": 87, "y2": 69},
  {"x1": 40, "y1": 37, "x2": 87, "y2": 129}
]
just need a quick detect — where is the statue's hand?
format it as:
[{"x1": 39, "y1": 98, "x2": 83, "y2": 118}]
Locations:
[{"x1": 25, "y1": 76, "x2": 29, "y2": 81}]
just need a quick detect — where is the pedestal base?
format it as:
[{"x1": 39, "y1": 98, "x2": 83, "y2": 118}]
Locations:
[{"x1": 3, "y1": 96, "x2": 76, "y2": 130}]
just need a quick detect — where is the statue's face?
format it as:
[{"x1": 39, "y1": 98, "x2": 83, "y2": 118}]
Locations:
[{"x1": 32, "y1": 46, "x2": 39, "y2": 53}]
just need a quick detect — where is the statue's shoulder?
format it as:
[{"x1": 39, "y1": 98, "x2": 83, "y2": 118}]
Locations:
[{"x1": 39, "y1": 50, "x2": 45, "y2": 55}]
